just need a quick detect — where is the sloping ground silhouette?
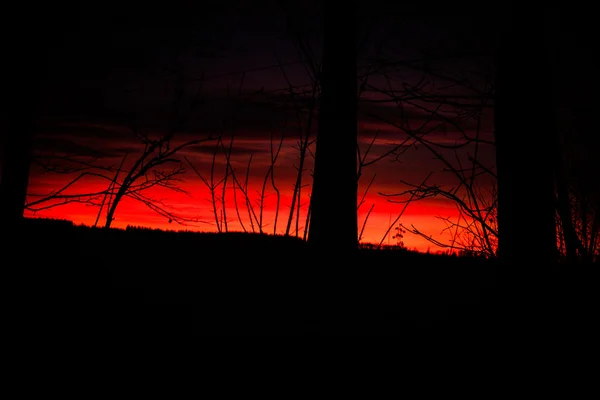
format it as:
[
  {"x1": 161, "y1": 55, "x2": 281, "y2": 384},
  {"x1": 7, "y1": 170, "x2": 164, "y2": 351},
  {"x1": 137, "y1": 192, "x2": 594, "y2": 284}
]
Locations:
[{"x1": 12, "y1": 218, "x2": 597, "y2": 336}]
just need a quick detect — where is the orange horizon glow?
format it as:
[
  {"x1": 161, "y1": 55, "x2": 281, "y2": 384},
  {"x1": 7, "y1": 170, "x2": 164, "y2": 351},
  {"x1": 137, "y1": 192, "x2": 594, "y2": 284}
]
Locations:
[
  {"x1": 24, "y1": 168, "x2": 470, "y2": 253},
  {"x1": 22, "y1": 119, "x2": 496, "y2": 254}
]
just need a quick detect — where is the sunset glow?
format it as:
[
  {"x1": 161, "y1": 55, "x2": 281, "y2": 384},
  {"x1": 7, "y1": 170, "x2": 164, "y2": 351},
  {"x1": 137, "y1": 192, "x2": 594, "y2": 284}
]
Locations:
[
  {"x1": 11, "y1": 11, "x2": 498, "y2": 255},
  {"x1": 24, "y1": 123, "x2": 493, "y2": 253},
  {"x1": 25, "y1": 177, "x2": 463, "y2": 252}
]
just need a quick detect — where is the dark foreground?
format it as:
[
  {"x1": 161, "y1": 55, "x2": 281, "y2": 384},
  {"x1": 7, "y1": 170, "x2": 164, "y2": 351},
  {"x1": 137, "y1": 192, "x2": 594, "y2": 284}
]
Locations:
[{"x1": 8, "y1": 218, "x2": 598, "y2": 336}]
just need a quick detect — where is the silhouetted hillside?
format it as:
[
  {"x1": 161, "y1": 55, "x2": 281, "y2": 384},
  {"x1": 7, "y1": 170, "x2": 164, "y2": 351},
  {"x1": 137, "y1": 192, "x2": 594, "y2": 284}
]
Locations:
[{"x1": 13, "y1": 217, "x2": 598, "y2": 336}]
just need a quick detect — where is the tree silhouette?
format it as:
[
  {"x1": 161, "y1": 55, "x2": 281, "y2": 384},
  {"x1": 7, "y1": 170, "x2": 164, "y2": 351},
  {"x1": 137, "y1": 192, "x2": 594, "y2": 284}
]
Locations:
[
  {"x1": 549, "y1": 7, "x2": 598, "y2": 262},
  {"x1": 0, "y1": 5, "x2": 59, "y2": 230},
  {"x1": 308, "y1": 3, "x2": 359, "y2": 251},
  {"x1": 25, "y1": 68, "x2": 215, "y2": 229},
  {"x1": 494, "y1": 5, "x2": 558, "y2": 267},
  {"x1": 0, "y1": 70, "x2": 37, "y2": 229},
  {"x1": 24, "y1": 128, "x2": 214, "y2": 228}
]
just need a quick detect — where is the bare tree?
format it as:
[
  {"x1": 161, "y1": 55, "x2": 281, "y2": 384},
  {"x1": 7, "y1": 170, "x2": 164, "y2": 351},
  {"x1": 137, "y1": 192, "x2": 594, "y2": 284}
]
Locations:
[
  {"x1": 26, "y1": 68, "x2": 216, "y2": 228},
  {"x1": 372, "y1": 76, "x2": 498, "y2": 256},
  {"x1": 258, "y1": 129, "x2": 285, "y2": 234},
  {"x1": 184, "y1": 75, "x2": 294, "y2": 235},
  {"x1": 277, "y1": 58, "x2": 318, "y2": 238},
  {"x1": 102, "y1": 131, "x2": 213, "y2": 228},
  {"x1": 25, "y1": 128, "x2": 215, "y2": 228},
  {"x1": 365, "y1": 29, "x2": 597, "y2": 264},
  {"x1": 547, "y1": 6, "x2": 599, "y2": 263}
]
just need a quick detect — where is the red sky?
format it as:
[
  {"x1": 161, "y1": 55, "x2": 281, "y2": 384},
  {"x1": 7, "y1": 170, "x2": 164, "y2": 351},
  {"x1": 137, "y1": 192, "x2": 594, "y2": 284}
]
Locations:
[
  {"x1": 9, "y1": 12, "x2": 496, "y2": 253},
  {"x1": 24, "y1": 112, "x2": 495, "y2": 253}
]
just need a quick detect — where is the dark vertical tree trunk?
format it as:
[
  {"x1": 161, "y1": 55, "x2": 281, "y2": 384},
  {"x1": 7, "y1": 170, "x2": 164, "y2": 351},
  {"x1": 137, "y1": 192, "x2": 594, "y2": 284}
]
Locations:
[
  {"x1": 0, "y1": 21, "x2": 42, "y2": 230},
  {"x1": 308, "y1": 3, "x2": 358, "y2": 251},
  {"x1": 548, "y1": 5, "x2": 597, "y2": 264},
  {"x1": 494, "y1": 4, "x2": 558, "y2": 270},
  {"x1": 0, "y1": 98, "x2": 36, "y2": 229},
  {"x1": 1, "y1": 3, "x2": 77, "y2": 230}
]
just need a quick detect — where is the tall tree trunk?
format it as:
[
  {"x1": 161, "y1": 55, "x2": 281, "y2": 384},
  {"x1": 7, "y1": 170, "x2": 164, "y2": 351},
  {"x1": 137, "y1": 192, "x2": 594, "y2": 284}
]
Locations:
[
  {"x1": 0, "y1": 24, "x2": 42, "y2": 230},
  {"x1": 494, "y1": 3, "x2": 558, "y2": 270},
  {"x1": 0, "y1": 3, "x2": 74, "y2": 230},
  {"x1": 549, "y1": 5, "x2": 597, "y2": 264},
  {"x1": 308, "y1": 3, "x2": 358, "y2": 251},
  {"x1": 0, "y1": 100, "x2": 35, "y2": 229}
]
